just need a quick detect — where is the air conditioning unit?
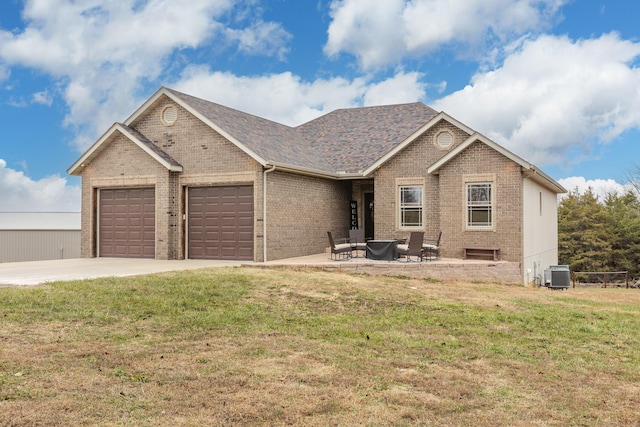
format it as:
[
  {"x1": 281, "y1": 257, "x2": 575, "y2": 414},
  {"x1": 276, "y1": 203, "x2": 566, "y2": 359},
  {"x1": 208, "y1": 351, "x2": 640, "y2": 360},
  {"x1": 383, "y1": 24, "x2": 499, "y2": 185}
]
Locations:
[{"x1": 544, "y1": 265, "x2": 571, "y2": 290}]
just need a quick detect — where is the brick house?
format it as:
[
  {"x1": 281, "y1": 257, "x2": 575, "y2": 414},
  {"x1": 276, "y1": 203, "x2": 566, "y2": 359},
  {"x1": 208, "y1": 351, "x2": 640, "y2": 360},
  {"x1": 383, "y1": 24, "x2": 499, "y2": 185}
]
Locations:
[{"x1": 68, "y1": 87, "x2": 565, "y2": 283}]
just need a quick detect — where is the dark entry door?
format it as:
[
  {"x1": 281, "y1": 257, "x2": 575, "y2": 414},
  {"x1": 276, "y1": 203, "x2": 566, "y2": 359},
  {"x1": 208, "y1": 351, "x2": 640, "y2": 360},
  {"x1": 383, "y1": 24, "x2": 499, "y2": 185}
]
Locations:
[
  {"x1": 364, "y1": 192, "x2": 374, "y2": 240},
  {"x1": 188, "y1": 186, "x2": 254, "y2": 260}
]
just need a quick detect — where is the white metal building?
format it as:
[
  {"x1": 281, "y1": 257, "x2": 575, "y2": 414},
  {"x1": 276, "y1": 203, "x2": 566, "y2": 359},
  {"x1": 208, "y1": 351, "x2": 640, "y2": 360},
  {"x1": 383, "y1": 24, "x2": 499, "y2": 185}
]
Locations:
[{"x1": 0, "y1": 212, "x2": 81, "y2": 263}]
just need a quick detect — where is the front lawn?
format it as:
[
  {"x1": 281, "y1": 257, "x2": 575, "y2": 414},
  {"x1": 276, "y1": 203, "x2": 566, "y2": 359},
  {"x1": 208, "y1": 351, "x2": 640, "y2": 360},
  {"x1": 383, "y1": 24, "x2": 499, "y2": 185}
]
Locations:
[{"x1": 1, "y1": 267, "x2": 640, "y2": 426}]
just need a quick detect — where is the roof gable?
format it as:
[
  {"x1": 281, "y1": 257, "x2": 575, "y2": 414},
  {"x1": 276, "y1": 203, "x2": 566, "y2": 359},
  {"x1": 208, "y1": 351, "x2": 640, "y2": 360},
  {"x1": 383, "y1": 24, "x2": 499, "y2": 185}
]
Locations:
[
  {"x1": 167, "y1": 89, "x2": 340, "y2": 173},
  {"x1": 428, "y1": 133, "x2": 566, "y2": 194},
  {"x1": 124, "y1": 87, "x2": 337, "y2": 174},
  {"x1": 67, "y1": 123, "x2": 182, "y2": 175},
  {"x1": 361, "y1": 112, "x2": 472, "y2": 176}
]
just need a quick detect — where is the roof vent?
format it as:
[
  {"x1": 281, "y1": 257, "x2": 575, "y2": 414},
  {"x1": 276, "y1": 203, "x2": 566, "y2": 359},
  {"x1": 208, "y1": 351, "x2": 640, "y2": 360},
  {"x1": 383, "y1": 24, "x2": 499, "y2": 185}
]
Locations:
[
  {"x1": 436, "y1": 131, "x2": 453, "y2": 148},
  {"x1": 162, "y1": 106, "x2": 177, "y2": 126}
]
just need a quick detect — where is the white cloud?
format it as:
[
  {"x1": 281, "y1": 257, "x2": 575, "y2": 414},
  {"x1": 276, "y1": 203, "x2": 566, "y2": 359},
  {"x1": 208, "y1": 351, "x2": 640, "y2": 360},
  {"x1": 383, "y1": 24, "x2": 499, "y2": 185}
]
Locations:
[
  {"x1": 557, "y1": 176, "x2": 626, "y2": 201},
  {"x1": 0, "y1": 0, "x2": 291, "y2": 151},
  {"x1": 0, "y1": 0, "x2": 230, "y2": 74},
  {"x1": 173, "y1": 67, "x2": 427, "y2": 125},
  {"x1": 325, "y1": 0, "x2": 407, "y2": 69},
  {"x1": 325, "y1": 0, "x2": 568, "y2": 69},
  {"x1": 7, "y1": 97, "x2": 27, "y2": 108},
  {"x1": 225, "y1": 20, "x2": 292, "y2": 60},
  {"x1": 0, "y1": 159, "x2": 80, "y2": 212},
  {"x1": 0, "y1": 65, "x2": 9, "y2": 83},
  {"x1": 433, "y1": 33, "x2": 640, "y2": 168},
  {"x1": 362, "y1": 71, "x2": 426, "y2": 106},
  {"x1": 32, "y1": 89, "x2": 53, "y2": 106}
]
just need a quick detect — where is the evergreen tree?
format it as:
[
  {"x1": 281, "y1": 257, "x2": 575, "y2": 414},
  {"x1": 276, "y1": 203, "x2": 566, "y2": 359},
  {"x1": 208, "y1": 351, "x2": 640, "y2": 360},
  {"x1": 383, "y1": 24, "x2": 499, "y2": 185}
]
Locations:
[
  {"x1": 558, "y1": 188, "x2": 611, "y2": 272},
  {"x1": 604, "y1": 191, "x2": 640, "y2": 278}
]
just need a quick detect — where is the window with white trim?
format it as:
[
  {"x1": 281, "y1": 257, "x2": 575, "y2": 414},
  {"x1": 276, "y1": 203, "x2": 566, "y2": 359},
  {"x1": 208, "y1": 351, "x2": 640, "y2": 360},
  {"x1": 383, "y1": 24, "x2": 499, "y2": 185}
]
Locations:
[
  {"x1": 467, "y1": 183, "x2": 492, "y2": 228},
  {"x1": 399, "y1": 185, "x2": 423, "y2": 228}
]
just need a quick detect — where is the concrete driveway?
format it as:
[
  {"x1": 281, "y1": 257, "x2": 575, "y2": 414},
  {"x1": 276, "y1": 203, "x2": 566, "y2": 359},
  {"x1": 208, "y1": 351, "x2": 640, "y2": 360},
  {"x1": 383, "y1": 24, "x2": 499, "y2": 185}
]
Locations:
[{"x1": 0, "y1": 258, "x2": 250, "y2": 286}]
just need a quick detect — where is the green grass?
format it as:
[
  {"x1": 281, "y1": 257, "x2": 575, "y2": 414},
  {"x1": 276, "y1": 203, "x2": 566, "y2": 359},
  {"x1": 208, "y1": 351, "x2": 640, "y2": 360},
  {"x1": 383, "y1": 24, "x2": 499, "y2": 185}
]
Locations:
[{"x1": 1, "y1": 266, "x2": 640, "y2": 425}]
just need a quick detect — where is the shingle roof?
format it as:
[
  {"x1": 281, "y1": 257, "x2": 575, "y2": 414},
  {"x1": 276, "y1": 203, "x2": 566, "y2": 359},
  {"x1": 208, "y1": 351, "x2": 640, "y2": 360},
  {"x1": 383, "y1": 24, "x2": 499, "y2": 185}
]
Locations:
[
  {"x1": 120, "y1": 124, "x2": 182, "y2": 169},
  {"x1": 166, "y1": 89, "x2": 335, "y2": 173},
  {"x1": 296, "y1": 103, "x2": 439, "y2": 173},
  {"x1": 67, "y1": 122, "x2": 183, "y2": 175},
  {"x1": 166, "y1": 88, "x2": 439, "y2": 175}
]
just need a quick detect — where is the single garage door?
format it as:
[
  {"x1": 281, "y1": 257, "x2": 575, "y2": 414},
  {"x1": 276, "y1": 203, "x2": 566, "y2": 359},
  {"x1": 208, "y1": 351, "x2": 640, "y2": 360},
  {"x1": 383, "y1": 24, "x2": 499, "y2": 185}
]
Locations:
[
  {"x1": 99, "y1": 188, "x2": 155, "y2": 258},
  {"x1": 188, "y1": 186, "x2": 253, "y2": 260}
]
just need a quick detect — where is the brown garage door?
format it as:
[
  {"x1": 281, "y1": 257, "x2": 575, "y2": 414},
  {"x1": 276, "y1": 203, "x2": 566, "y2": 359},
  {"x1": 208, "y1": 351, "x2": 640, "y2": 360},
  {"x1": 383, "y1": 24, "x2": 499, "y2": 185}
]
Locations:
[
  {"x1": 99, "y1": 188, "x2": 155, "y2": 258},
  {"x1": 188, "y1": 186, "x2": 253, "y2": 260}
]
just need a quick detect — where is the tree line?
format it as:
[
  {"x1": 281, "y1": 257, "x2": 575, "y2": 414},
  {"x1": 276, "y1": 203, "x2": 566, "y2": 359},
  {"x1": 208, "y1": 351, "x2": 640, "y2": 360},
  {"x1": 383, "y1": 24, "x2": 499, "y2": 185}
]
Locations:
[{"x1": 558, "y1": 187, "x2": 640, "y2": 279}]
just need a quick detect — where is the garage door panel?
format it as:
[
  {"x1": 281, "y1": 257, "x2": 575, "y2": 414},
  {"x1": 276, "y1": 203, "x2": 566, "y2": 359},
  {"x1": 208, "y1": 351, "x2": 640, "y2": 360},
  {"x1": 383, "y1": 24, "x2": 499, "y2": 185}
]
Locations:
[
  {"x1": 207, "y1": 247, "x2": 220, "y2": 257},
  {"x1": 237, "y1": 249, "x2": 253, "y2": 258},
  {"x1": 114, "y1": 245, "x2": 129, "y2": 256},
  {"x1": 238, "y1": 217, "x2": 253, "y2": 227},
  {"x1": 128, "y1": 219, "x2": 142, "y2": 227},
  {"x1": 188, "y1": 186, "x2": 253, "y2": 260},
  {"x1": 221, "y1": 218, "x2": 237, "y2": 227},
  {"x1": 127, "y1": 244, "x2": 141, "y2": 255},
  {"x1": 221, "y1": 231, "x2": 237, "y2": 241},
  {"x1": 100, "y1": 188, "x2": 155, "y2": 258},
  {"x1": 190, "y1": 218, "x2": 205, "y2": 227}
]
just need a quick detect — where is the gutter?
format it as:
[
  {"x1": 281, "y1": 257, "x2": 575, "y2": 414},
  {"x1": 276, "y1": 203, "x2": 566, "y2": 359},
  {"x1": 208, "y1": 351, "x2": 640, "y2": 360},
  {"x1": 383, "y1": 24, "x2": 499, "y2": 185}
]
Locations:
[
  {"x1": 522, "y1": 167, "x2": 567, "y2": 194},
  {"x1": 265, "y1": 161, "x2": 363, "y2": 180},
  {"x1": 263, "y1": 164, "x2": 277, "y2": 262}
]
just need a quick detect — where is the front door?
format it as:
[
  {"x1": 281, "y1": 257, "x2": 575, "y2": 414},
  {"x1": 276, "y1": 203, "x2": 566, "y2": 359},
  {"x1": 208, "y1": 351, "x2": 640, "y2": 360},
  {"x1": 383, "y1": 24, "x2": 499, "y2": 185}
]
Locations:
[{"x1": 364, "y1": 192, "x2": 374, "y2": 240}]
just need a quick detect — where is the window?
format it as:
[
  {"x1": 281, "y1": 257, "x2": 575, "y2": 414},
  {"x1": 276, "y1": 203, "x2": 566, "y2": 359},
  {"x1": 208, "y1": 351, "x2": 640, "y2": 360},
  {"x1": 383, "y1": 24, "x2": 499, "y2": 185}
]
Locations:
[
  {"x1": 467, "y1": 183, "x2": 492, "y2": 228},
  {"x1": 400, "y1": 185, "x2": 423, "y2": 228}
]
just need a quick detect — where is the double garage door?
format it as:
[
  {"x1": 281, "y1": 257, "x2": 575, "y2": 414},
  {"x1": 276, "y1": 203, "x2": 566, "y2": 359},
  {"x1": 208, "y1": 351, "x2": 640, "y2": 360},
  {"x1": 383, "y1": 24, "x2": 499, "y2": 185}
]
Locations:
[{"x1": 98, "y1": 186, "x2": 253, "y2": 260}]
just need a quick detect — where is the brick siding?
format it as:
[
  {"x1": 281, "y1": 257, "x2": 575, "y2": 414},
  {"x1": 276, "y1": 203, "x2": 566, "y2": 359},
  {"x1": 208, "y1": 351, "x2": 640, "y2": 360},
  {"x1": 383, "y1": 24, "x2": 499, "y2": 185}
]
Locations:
[
  {"x1": 370, "y1": 121, "x2": 468, "y2": 245},
  {"x1": 437, "y1": 142, "x2": 523, "y2": 262},
  {"x1": 79, "y1": 98, "x2": 263, "y2": 260},
  {"x1": 266, "y1": 171, "x2": 351, "y2": 261}
]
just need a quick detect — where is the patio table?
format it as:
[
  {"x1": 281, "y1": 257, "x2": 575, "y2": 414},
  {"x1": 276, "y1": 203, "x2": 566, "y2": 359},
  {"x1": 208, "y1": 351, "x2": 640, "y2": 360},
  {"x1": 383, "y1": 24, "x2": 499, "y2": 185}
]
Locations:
[{"x1": 366, "y1": 240, "x2": 398, "y2": 260}]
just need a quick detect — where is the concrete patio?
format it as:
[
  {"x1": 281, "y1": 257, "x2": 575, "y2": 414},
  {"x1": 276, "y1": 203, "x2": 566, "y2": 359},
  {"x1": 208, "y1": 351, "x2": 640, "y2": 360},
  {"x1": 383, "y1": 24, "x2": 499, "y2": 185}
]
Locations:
[
  {"x1": 262, "y1": 252, "x2": 522, "y2": 285},
  {"x1": 0, "y1": 252, "x2": 522, "y2": 287}
]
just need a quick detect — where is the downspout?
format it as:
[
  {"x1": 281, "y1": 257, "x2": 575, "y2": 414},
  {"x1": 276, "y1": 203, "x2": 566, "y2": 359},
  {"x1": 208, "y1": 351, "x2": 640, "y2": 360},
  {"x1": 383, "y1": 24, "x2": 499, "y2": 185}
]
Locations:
[{"x1": 263, "y1": 164, "x2": 276, "y2": 262}]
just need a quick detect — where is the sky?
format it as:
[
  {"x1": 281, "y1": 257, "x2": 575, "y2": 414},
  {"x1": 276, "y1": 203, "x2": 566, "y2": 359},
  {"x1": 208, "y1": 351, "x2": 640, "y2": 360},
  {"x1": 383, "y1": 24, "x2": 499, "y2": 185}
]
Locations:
[{"x1": 1, "y1": 0, "x2": 640, "y2": 212}]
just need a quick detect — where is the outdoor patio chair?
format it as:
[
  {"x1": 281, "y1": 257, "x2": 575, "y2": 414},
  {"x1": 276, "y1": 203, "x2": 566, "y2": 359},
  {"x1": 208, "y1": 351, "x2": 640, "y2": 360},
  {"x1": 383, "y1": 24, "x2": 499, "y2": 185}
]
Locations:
[
  {"x1": 327, "y1": 231, "x2": 352, "y2": 260},
  {"x1": 422, "y1": 231, "x2": 442, "y2": 260},
  {"x1": 349, "y1": 229, "x2": 367, "y2": 257},
  {"x1": 397, "y1": 231, "x2": 425, "y2": 262}
]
